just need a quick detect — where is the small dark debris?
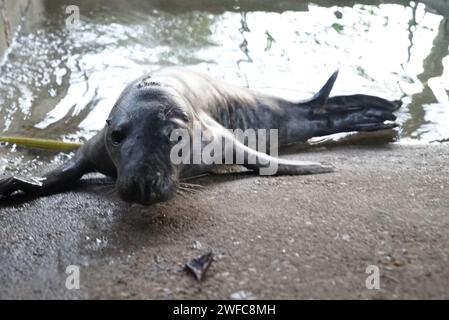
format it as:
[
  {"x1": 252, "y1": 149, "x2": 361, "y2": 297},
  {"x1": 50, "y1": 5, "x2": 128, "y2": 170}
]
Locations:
[
  {"x1": 185, "y1": 251, "x2": 214, "y2": 282},
  {"x1": 136, "y1": 76, "x2": 161, "y2": 89},
  {"x1": 331, "y1": 22, "x2": 344, "y2": 33},
  {"x1": 334, "y1": 10, "x2": 343, "y2": 19},
  {"x1": 32, "y1": 248, "x2": 45, "y2": 257}
]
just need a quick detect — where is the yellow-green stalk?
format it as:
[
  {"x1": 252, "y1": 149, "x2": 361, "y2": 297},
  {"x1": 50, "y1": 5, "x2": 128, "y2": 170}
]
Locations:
[{"x1": 0, "y1": 136, "x2": 82, "y2": 151}]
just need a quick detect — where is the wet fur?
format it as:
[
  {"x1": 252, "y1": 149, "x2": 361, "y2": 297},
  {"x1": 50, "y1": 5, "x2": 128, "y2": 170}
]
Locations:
[{"x1": 0, "y1": 67, "x2": 400, "y2": 205}]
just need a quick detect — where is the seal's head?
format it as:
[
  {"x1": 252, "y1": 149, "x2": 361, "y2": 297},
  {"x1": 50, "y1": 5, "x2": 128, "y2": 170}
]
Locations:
[{"x1": 105, "y1": 79, "x2": 190, "y2": 205}]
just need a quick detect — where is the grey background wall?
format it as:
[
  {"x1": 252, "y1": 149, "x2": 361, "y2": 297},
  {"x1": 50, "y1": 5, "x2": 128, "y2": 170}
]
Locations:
[{"x1": 0, "y1": 0, "x2": 42, "y2": 60}]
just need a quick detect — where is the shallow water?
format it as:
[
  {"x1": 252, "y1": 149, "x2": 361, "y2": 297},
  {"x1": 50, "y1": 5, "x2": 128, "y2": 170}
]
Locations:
[{"x1": 1, "y1": 0, "x2": 448, "y2": 173}]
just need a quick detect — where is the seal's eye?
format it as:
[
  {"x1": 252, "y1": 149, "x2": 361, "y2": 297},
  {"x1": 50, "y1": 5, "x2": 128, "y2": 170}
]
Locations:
[
  {"x1": 111, "y1": 129, "x2": 126, "y2": 146},
  {"x1": 163, "y1": 126, "x2": 184, "y2": 145},
  {"x1": 161, "y1": 125, "x2": 174, "y2": 141},
  {"x1": 167, "y1": 128, "x2": 185, "y2": 146}
]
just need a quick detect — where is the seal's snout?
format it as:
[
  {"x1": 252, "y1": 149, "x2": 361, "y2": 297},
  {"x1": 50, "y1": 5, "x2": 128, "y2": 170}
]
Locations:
[
  {"x1": 116, "y1": 174, "x2": 176, "y2": 206},
  {"x1": 116, "y1": 176, "x2": 150, "y2": 204}
]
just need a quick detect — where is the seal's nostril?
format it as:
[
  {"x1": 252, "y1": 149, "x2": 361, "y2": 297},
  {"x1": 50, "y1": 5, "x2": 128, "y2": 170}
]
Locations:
[
  {"x1": 117, "y1": 177, "x2": 141, "y2": 203},
  {"x1": 151, "y1": 177, "x2": 158, "y2": 188},
  {"x1": 138, "y1": 181, "x2": 146, "y2": 199},
  {"x1": 131, "y1": 177, "x2": 139, "y2": 189}
]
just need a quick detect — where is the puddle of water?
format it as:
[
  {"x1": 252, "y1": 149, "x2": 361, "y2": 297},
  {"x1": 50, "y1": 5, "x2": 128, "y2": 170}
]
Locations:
[{"x1": 1, "y1": 0, "x2": 449, "y2": 173}]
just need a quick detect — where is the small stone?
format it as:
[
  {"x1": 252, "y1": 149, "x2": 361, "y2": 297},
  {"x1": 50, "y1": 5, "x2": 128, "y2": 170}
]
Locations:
[
  {"x1": 334, "y1": 10, "x2": 343, "y2": 19},
  {"x1": 192, "y1": 240, "x2": 202, "y2": 250},
  {"x1": 230, "y1": 290, "x2": 256, "y2": 300},
  {"x1": 185, "y1": 252, "x2": 214, "y2": 282}
]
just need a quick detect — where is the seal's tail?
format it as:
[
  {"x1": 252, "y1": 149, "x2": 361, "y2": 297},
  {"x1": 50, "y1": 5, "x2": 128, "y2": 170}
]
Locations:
[{"x1": 301, "y1": 71, "x2": 401, "y2": 134}]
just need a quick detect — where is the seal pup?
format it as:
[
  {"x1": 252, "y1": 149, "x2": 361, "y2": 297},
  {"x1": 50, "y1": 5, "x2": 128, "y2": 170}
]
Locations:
[{"x1": 0, "y1": 67, "x2": 400, "y2": 205}]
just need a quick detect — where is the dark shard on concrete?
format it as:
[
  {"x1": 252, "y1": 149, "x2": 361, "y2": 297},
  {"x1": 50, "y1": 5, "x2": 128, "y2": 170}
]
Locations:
[{"x1": 185, "y1": 251, "x2": 214, "y2": 282}]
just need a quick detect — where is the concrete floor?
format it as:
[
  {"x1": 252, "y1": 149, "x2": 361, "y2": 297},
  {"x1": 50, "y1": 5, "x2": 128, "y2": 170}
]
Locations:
[{"x1": 0, "y1": 144, "x2": 448, "y2": 299}]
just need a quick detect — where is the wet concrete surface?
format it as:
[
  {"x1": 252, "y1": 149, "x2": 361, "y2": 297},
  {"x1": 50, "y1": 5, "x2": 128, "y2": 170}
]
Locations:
[{"x1": 0, "y1": 144, "x2": 448, "y2": 299}]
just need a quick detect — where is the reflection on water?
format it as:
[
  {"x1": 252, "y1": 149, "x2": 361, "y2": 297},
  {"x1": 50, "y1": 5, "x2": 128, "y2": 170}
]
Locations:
[{"x1": 0, "y1": 0, "x2": 448, "y2": 171}]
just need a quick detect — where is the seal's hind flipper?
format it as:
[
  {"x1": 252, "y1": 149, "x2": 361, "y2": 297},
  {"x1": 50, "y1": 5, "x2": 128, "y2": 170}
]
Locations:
[
  {"x1": 349, "y1": 122, "x2": 398, "y2": 132},
  {"x1": 324, "y1": 95, "x2": 401, "y2": 113},
  {"x1": 317, "y1": 95, "x2": 401, "y2": 135},
  {"x1": 306, "y1": 70, "x2": 339, "y2": 110}
]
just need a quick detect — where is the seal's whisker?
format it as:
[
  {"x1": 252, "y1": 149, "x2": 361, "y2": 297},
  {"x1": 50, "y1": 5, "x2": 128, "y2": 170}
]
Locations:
[
  {"x1": 178, "y1": 186, "x2": 193, "y2": 193},
  {"x1": 180, "y1": 173, "x2": 210, "y2": 181},
  {"x1": 178, "y1": 186, "x2": 199, "y2": 194},
  {"x1": 176, "y1": 189, "x2": 190, "y2": 198},
  {"x1": 179, "y1": 182, "x2": 203, "y2": 189},
  {"x1": 106, "y1": 187, "x2": 118, "y2": 195}
]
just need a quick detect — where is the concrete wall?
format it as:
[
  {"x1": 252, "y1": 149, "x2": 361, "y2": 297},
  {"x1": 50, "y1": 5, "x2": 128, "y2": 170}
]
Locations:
[{"x1": 0, "y1": 0, "x2": 32, "y2": 59}]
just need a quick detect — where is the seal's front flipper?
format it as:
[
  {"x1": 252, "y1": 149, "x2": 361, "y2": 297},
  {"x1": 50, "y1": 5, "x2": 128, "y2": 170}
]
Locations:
[
  {"x1": 244, "y1": 153, "x2": 335, "y2": 175},
  {"x1": 0, "y1": 160, "x2": 88, "y2": 199},
  {"x1": 236, "y1": 139, "x2": 334, "y2": 175},
  {"x1": 0, "y1": 130, "x2": 115, "y2": 201},
  {"x1": 0, "y1": 149, "x2": 92, "y2": 199},
  {"x1": 204, "y1": 117, "x2": 334, "y2": 176},
  {"x1": 0, "y1": 176, "x2": 45, "y2": 197}
]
